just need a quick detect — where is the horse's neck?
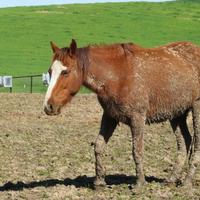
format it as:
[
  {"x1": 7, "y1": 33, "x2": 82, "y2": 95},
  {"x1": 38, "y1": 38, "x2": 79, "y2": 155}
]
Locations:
[
  {"x1": 82, "y1": 48, "x2": 109, "y2": 94},
  {"x1": 80, "y1": 44, "x2": 128, "y2": 95},
  {"x1": 82, "y1": 59, "x2": 105, "y2": 94}
]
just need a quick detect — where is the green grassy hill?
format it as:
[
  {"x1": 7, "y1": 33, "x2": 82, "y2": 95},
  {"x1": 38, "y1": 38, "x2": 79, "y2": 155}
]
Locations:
[{"x1": 0, "y1": 1, "x2": 200, "y2": 92}]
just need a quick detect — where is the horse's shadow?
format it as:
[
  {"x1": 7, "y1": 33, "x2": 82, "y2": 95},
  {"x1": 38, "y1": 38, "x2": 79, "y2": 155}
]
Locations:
[{"x1": 0, "y1": 174, "x2": 165, "y2": 192}]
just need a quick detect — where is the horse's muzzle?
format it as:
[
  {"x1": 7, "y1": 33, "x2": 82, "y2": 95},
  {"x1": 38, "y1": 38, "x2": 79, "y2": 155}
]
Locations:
[{"x1": 44, "y1": 104, "x2": 61, "y2": 116}]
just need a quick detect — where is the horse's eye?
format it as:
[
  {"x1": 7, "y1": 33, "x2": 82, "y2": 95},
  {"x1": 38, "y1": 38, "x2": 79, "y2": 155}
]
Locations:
[{"x1": 61, "y1": 70, "x2": 69, "y2": 76}]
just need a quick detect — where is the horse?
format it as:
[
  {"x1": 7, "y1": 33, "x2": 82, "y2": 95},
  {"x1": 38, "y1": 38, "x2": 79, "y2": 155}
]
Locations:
[{"x1": 44, "y1": 39, "x2": 200, "y2": 188}]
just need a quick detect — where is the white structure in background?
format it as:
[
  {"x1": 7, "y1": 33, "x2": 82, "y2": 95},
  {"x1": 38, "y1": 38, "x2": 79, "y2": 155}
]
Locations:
[
  {"x1": 0, "y1": 76, "x2": 13, "y2": 87},
  {"x1": 3, "y1": 76, "x2": 13, "y2": 87},
  {"x1": 42, "y1": 73, "x2": 50, "y2": 86}
]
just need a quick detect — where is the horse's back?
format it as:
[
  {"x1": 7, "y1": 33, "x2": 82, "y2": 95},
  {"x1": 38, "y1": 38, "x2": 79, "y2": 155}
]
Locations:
[
  {"x1": 96, "y1": 41, "x2": 200, "y2": 123},
  {"x1": 163, "y1": 41, "x2": 200, "y2": 68},
  {"x1": 126, "y1": 42, "x2": 200, "y2": 122}
]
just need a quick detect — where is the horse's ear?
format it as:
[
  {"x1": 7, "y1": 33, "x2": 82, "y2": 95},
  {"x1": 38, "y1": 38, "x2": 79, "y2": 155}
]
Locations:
[
  {"x1": 50, "y1": 41, "x2": 60, "y2": 53},
  {"x1": 69, "y1": 39, "x2": 77, "y2": 57}
]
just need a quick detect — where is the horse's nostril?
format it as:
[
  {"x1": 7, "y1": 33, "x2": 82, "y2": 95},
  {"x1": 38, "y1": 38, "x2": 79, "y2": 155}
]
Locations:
[
  {"x1": 49, "y1": 104, "x2": 53, "y2": 110},
  {"x1": 44, "y1": 104, "x2": 54, "y2": 115}
]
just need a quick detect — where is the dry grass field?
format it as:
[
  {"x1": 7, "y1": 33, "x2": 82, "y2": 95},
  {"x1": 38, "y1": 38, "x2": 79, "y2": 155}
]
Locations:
[{"x1": 0, "y1": 93, "x2": 200, "y2": 199}]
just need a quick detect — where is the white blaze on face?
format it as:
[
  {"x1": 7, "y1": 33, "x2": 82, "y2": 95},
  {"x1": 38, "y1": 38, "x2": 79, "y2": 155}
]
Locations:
[{"x1": 44, "y1": 60, "x2": 67, "y2": 107}]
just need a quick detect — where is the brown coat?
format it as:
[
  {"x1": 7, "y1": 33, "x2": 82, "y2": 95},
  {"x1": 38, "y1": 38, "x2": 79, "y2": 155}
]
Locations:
[{"x1": 44, "y1": 40, "x2": 200, "y2": 188}]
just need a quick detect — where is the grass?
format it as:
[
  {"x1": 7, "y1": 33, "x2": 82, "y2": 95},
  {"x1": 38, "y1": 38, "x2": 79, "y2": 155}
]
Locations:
[{"x1": 0, "y1": 1, "x2": 200, "y2": 92}]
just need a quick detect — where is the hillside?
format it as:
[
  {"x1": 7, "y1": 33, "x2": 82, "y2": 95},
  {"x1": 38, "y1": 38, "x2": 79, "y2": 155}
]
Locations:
[{"x1": 0, "y1": 1, "x2": 200, "y2": 76}]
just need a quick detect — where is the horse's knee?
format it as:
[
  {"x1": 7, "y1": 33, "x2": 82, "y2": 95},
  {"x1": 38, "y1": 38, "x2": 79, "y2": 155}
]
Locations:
[{"x1": 94, "y1": 135, "x2": 105, "y2": 155}]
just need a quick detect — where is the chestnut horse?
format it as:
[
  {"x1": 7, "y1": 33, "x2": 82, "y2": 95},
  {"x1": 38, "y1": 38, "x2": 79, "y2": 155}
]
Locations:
[{"x1": 44, "y1": 39, "x2": 200, "y2": 188}]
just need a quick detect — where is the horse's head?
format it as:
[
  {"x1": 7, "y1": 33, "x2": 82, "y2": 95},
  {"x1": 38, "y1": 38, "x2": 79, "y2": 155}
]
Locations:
[{"x1": 44, "y1": 39, "x2": 83, "y2": 115}]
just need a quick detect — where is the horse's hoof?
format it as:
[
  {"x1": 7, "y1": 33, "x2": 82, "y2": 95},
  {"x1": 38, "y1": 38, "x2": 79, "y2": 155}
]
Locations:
[
  {"x1": 93, "y1": 179, "x2": 106, "y2": 190},
  {"x1": 182, "y1": 178, "x2": 193, "y2": 188},
  {"x1": 178, "y1": 179, "x2": 194, "y2": 196},
  {"x1": 131, "y1": 181, "x2": 146, "y2": 194}
]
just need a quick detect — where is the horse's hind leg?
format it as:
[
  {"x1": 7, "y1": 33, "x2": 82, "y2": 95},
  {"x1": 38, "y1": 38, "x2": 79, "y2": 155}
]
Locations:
[
  {"x1": 94, "y1": 112, "x2": 117, "y2": 188},
  {"x1": 179, "y1": 114, "x2": 192, "y2": 156},
  {"x1": 130, "y1": 113, "x2": 146, "y2": 187},
  {"x1": 183, "y1": 101, "x2": 200, "y2": 187},
  {"x1": 168, "y1": 113, "x2": 192, "y2": 183}
]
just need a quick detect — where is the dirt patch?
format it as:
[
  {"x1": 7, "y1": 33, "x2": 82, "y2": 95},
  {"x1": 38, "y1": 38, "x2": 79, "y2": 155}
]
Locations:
[{"x1": 0, "y1": 93, "x2": 199, "y2": 199}]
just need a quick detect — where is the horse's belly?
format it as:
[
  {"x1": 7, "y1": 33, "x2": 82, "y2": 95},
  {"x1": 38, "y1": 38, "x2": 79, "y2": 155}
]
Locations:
[
  {"x1": 146, "y1": 93, "x2": 194, "y2": 123},
  {"x1": 146, "y1": 65, "x2": 200, "y2": 123},
  {"x1": 146, "y1": 108, "x2": 190, "y2": 124}
]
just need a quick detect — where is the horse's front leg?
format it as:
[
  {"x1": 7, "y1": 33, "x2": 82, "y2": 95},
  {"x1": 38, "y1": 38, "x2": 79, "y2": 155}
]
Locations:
[
  {"x1": 130, "y1": 113, "x2": 146, "y2": 187},
  {"x1": 94, "y1": 112, "x2": 117, "y2": 188}
]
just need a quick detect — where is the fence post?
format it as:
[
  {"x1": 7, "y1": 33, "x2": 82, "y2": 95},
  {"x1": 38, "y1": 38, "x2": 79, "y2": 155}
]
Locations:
[{"x1": 1, "y1": 74, "x2": 42, "y2": 93}]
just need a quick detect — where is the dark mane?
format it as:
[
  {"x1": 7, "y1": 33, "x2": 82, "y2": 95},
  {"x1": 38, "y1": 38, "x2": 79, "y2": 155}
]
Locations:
[
  {"x1": 88, "y1": 42, "x2": 136, "y2": 49},
  {"x1": 77, "y1": 47, "x2": 90, "y2": 70},
  {"x1": 53, "y1": 47, "x2": 69, "y2": 62},
  {"x1": 87, "y1": 42, "x2": 137, "y2": 57},
  {"x1": 54, "y1": 43, "x2": 136, "y2": 66},
  {"x1": 53, "y1": 46, "x2": 89, "y2": 71}
]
